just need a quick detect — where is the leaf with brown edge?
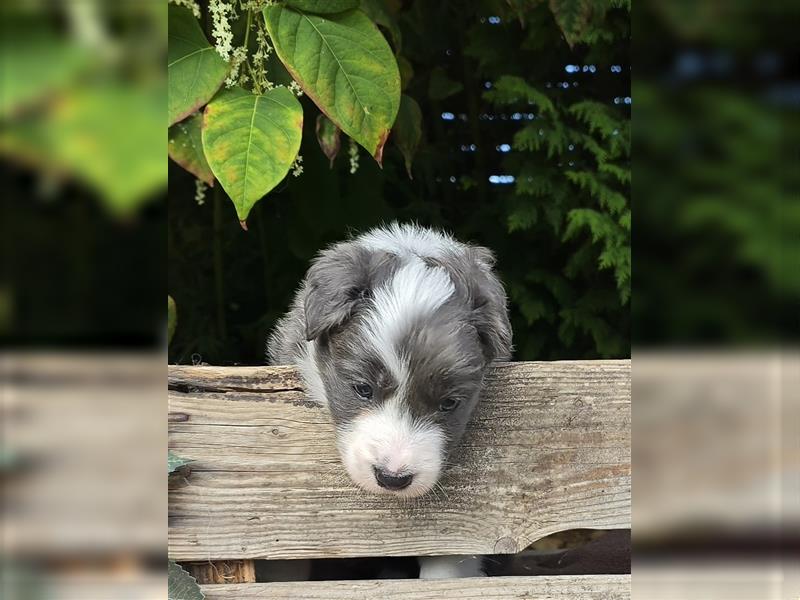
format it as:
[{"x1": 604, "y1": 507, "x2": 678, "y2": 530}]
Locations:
[
  {"x1": 315, "y1": 114, "x2": 341, "y2": 168},
  {"x1": 202, "y1": 86, "x2": 303, "y2": 223},
  {"x1": 168, "y1": 4, "x2": 229, "y2": 126},
  {"x1": 168, "y1": 113, "x2": 214, "y2": 186},
  {"x1": 392, "y1": 94, "x2": 422, "y2": 179},
  {"x1": 264, "y1": 5, "x2": 400, "y2": 165}
]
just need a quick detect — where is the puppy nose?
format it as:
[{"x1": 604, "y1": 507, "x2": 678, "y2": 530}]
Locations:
[{"x1": 373, "y1": 466, "x2": 413, "y2": 490}]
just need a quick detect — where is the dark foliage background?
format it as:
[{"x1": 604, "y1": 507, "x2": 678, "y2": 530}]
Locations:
[{"x1": 168, "y1": 0, "x2": 631, "y2": 365}]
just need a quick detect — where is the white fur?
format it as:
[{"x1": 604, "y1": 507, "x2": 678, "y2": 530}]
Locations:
[
  {"x1": 418, "y1": 555, "x2": 487, "y2": 579},
  {"x1": 337, "y1": 396, "x2": 445, "y2": 497},
  {"x1": 357, "y1": 222, "x2": 463, "y2": 260},
  {"x1": 297, "y1": 340, "x2": 327, "y2": 406},
  {"x1": 362, "y1": 260, "x2": 455, "y2": 383}
]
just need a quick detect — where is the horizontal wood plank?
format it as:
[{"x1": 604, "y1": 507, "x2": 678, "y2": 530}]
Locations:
[
  {"x1": 169, "y1": 361, "x2": 630, "y2": 560},
  {"x1": 202, "y1": 575, "x2": 631, "y2": 599}
]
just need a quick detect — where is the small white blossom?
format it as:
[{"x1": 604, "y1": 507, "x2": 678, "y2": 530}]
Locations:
[
  {"x1": 195, "y1": 179, "x2": 208, "y2": 205},
  {"x1": 251, "y1": 21, "x2": 274, "y2": 93},
  {"x1": 209, "y1": 0, "x2": 236, "y2": 61},
  {"x1": 288, "y1": 80, "x2": 304, "y2": 97},
  {"x1": 348, "y1": 138, "x2": 360, "y2": 174},
  {"x1": 169, "y1": 0, "x2": 201, "y2": 19},
  {"x1": 291, "y1": 154, "x2": 304, "y2": 177},
  {"x1": 224, "y1": 46, "x2": 248, "y2": 88}
]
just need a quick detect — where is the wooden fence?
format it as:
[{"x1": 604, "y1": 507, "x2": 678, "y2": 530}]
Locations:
[{"x1": 168, "y1": 360, "x2": 631, "y2": 598}]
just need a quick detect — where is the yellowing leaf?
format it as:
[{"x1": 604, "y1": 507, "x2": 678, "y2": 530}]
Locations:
[
  {"x1": 168, "y1": 4, "x2": 230, "y2": 126},
  {"x1": 169, "y1": 113, "x2": 214, "y2": 186},
  {"x1": 0, "y1": 84, "x2": 166, "y2": 216},
  {"x1": 202, "y1": 87, "x2": 303, "y2": 223},
  {"x1": 264, "y1": 5, "x2": 400, "y2": 164}
]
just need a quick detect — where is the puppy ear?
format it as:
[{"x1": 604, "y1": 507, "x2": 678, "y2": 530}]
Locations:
[
  {"x1": 467, "y1": 247, "x2": 513, "y2": 362},
  {"x1": 303, "y1": 243, "x2": 393, "y2": 341}
]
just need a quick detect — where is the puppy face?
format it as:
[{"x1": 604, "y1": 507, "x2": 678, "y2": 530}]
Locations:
[{"x1": 303, "y1": 231, "x2": 511, "y2": 497}]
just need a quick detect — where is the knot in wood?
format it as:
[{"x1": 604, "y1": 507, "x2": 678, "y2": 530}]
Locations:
[{"x1": 493, "y1": 536, "x2": 518, "y2": 554}]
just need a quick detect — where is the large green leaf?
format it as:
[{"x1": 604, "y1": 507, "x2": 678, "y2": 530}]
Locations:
[
  {"x1": 0, "y1": 20, "x2": 89, "y2": 119},
  {"x1": 0, "y1": 84, "x2": 166, "y2": 215},
  {"x1": 168, "y1": 560, "x2": 204, "y2": 600},
  {"x1": 168, "y1": 4, "x2": 230, "y2": 126},
  {"x1": 264, "y1": 5, "x2": 400, "y2": 164},
  {"x1": 284, "y1": 0, "x2": 359, "y2": 13},
  {"x1": 169, "y1": 113, "x2": 214, "y2": 185},
  {"x1": 392, "y1": 94, "x2": 421, "y2": 179},
  {"x1": 202, "y1": 87, "x2": 303, "y2": 222}
]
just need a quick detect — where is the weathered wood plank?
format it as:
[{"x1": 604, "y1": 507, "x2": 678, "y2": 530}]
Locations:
[
  {"x1": 202, "y1": 575, "x2": 631, "y2": 599},
  {"x1": 169, "y1": 361, "x2": 630, "y2": 560}
]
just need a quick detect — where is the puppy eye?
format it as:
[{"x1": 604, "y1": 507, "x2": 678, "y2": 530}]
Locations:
[
  {"x1": 353, "y1": 383, "x2": 373, "y2": 399},
  {"x1": 439, "y1": 398, "x2": 460, "y2": 412}
]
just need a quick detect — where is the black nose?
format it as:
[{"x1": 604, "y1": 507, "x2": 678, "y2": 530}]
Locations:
[{"x1": 373, "y1": 466, "x2": 413, "y2": 490}]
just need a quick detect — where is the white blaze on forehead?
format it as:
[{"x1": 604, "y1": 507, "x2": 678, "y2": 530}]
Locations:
[
  {"x1": 338, "y1": 397, "x2": 445, "y2": 497},
  {"x1": 362, "y1": 260, "x2": 455, "y2": 381},
  {"x1": 357, "y1": 222, "x2": 463, "y2": 260}
]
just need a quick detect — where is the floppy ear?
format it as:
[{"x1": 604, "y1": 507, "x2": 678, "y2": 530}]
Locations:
[
  {"x1": 303, "y1": 243, "x2": 393, "y2": 341},
  {"x1": 466, "y1": 246, "x2": 513, "y2": 362}
]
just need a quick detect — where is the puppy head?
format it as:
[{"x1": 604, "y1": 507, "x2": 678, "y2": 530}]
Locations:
[{"x1": 304, "y1": 241, "x2": 511, "y2": 497}]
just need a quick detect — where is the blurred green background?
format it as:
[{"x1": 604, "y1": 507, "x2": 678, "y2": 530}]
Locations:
[{"x1": 168, "y1": 0, "x2": 632, "y2": 365}]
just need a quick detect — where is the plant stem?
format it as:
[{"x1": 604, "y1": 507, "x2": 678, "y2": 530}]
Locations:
[{"x1": 212, "y1": 187, "x2": 227, "y2": 343}]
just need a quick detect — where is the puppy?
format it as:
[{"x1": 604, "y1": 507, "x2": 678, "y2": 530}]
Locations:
[{"x1": 268, "y1": 223, "x2": 512, "y2": 498}]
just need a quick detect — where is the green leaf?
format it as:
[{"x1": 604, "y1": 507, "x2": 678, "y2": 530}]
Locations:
[
  {"x1": 391, "y1": 95, "x2": 421, "y2": 179},
  {"x1": 397, "y1": 55, "x2": 414, "y2": 91},
  {"x1": 284, "y1": 0, "x2": 359, "y2": 14},
  {"x1": 264, "y1": 5, "x2": 400, "y2": 164},
  {"x1": 168, "y1": 560, "x2": 204, "y2": 600},
  {"x1": 168, "y1": 451, "x2": 191, "y2": 474},
  {"x1": 0, "y1": 84, "x2": 166, "y2": 216},
  {"x1": 169, "y1": 113, "x2": 215, "y2": 186},
  {"x1": 168, "y1": 4, "x2": 230, "y2": 126},
  {"x1": 549, "y1": 0, "x2": 594, "y2": 48},
  {"x1": 202, "y1": 86, "x2": 303, "y2": 223},
  {"x1": 0, "y1": 20, "x2": 90, "y2": 119},
  {"x1": 428, "y1": 67, "x2": 463, "y2": 101},
  {"x1": 316, "y1": 114, "x2": 341, "y2": 168},
  {"x1": 168, "y1": 296, "x2": 177, "y2": 345},
  {"x1": 360, "y1": 0, "x2": 402, "y2": 52}
]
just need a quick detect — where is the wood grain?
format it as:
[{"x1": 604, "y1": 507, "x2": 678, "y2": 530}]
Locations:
[
  {"x1": 201, "y1": 575, "x2": 631, "y2": 599},
  {"x1": 169, "y1": 361, "x2": 630, "y2": 561},
  {"x1": 185, "y1": 560, "x2": 256, "y2": 584}
]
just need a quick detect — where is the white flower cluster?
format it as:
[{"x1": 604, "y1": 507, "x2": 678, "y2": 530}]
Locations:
[
  {"x1": 225, "y1": 46, "x2": 249, "y2": 88},
  {"x1": 287, "y1": 80, "x2": 304, "y2": 97},
  {"x1": 251, "y1": 20, "x2": 274, "y2": 93},
  {"x1": 194, "y1": 179, "x2": 207, "y2": 205},
  {"x1": 291, "y1": 154, "x2": 304, "y2": 177},
  {"x1": 209, "y1": 0, "x2": 236, "y2": 61},
  {"x1": 348, "y1": 138, "x2": 360, "y2": 174},
  {"x1": 169, "y1": 0, "x2": 201, "y2": 19}
]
